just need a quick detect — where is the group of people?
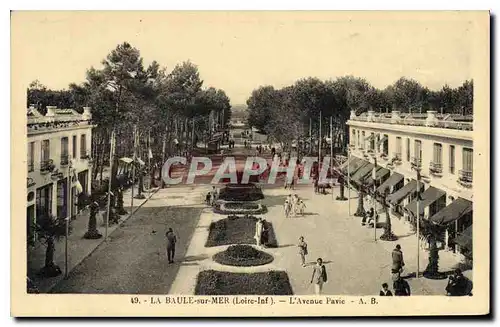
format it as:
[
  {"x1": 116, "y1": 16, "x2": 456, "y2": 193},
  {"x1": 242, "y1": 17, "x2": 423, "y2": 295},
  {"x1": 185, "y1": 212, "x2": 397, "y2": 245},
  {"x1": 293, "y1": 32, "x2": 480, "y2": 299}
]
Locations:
[
  {"x1": 284, "y1": 194, "x2": 306, "y2": 218},
  {"x1": 361, "y1": 207, "x2": 379, "y2": 228},
  {"x1": 254, "y1": 217, "x2": 270, "y2": 247}
]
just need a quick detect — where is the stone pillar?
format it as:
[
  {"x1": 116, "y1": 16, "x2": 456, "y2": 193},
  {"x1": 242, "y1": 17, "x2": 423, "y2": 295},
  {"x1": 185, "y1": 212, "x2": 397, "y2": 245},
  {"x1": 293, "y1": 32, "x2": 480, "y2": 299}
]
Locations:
[
  {"x1": 425, "y1": 110, "x2": 438, "y2": 127},
  {"x1": 391, "y1": 110, "x2": 401, "y2": 124}
]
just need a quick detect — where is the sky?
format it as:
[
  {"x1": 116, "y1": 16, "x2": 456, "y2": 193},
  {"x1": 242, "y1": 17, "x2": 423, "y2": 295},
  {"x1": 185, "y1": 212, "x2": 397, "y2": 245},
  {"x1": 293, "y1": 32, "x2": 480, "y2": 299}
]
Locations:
[{"x1": 12, "y1": 11, "x2": 478, "y2": 106}]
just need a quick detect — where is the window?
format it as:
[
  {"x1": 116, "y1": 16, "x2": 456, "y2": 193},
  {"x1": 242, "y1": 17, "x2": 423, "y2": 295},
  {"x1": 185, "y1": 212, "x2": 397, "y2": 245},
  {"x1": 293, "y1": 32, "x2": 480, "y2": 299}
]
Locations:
[
  {"x1": 61, "y1": 137, "x2": 69, "y2": 165},
  {"x1": 462, "y1": 148, "x2": 473, "y2": 172},
  {"x1": 361, "y1": 131, "x2": 365, "y2": 149},
  {"x1": 449, "y1": 145, "x2": 455, "y2": 174},
  {"x1": 413, "y1": 140, "x2": 422, "y2": 167},
  {"x1": 80, "y1": 134, "x2": 87, "y2": 158},
  {"x1": 351, "y1": 129, "x2": 356, "y2": 146},
  {"x1": 370, "y1": 133, "x2": 375, "y2": 151},
  {"x1": 72, "y1": 135, "x2": 77, "y2": 159},
  {"x1": 396, "y1": 137, "x2": 402, "y2": 159},
  {"x1": 357, "y1": 130, "x2": 360, "y2": 147},
  {"x1": 28, "y1": 142, "x2": 34, "y2": 172},
  {"x1": 406, "y1": 138, "x2": 410, "y2": 161},
  {"x1": 433, "y1": 143, "x2": 442, "y2": 164},
  {"x1": 382, "y1": 134, "x2": 389, "y2": 156},
  {"x1": 460, "y1": 148, "x2": 473, "y2": 183}
]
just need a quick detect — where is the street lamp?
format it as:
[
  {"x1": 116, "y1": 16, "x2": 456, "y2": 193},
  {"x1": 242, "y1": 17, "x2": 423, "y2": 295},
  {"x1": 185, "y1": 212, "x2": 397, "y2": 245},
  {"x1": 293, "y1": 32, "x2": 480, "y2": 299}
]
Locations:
[{"x1": 411, "y1": 159, "x2": 422, "y2": 279}]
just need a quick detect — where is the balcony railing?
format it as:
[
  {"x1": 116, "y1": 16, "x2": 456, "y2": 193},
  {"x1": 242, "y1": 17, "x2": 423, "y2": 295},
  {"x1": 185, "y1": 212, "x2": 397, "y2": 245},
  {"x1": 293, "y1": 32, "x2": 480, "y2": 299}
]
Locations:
[
  {"x1": 40, "y1": 159, "x2": 55, "y2": 173},
  {"x1": 458, "y1": 169, "x2": 473, "y2": 184},
  {"x1": 60, "y1": 154, "x2": 70, "y2": 166},
  {"x1": 350, "y1": 115, "x2": 473, "y2": 131},
  {"x1": 429, "y1": 161, "x2": 443, "y2": 176},
  {"x1": 411, "y1": 156, "x2": 422, "y2": 169},
  {"x1": 27, "y1": 161, "x2": 34, "y2": 172},
  {"x1": 80, "y1": 151, "x2": 89, "y2": 160}
]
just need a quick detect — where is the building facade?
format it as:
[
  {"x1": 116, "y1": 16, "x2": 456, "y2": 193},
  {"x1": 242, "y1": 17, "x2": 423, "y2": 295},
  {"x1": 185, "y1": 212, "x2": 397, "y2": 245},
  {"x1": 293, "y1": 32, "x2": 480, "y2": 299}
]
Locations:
[
  {"x1": 345, "y1": 110, "x2": 473, "y2": 256},
  {"x1": 27, "y1": 105, "x2": 93, "y2": 242}
]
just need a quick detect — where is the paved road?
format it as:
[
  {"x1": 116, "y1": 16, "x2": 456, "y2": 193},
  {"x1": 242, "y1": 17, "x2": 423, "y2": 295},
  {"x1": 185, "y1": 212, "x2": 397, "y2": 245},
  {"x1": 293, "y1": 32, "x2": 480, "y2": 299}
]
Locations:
[{"x1": 51, "y1": 187, "x2": 205, "y2": 294}]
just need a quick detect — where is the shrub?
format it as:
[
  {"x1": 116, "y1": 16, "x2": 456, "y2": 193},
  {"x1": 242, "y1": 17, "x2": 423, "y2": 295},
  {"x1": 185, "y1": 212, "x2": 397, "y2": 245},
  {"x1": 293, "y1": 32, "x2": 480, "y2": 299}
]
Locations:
[{"x1": 213, "y1": 244, "x2": 274, "y2": 267}]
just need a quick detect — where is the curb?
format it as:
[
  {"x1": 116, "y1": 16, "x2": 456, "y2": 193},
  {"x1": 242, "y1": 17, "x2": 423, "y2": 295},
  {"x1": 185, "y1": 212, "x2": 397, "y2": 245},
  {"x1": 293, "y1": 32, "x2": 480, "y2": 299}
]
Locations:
[{"x1": 46, "y1": 187, "x2": 160, "y2": 293}]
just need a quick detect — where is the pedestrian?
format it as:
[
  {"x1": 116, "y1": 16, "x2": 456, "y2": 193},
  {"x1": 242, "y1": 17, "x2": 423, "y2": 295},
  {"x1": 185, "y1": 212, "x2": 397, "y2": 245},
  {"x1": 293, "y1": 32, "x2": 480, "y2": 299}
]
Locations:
[
  {"x1": 284, "y1": 199, "x2": 291, "y2": 218},
  {"x1": 391, "y1": 244, "x2": 405, "y2": 277},
  {"x1": 298, "y1": 236, "x2": 308, "y2": 267},
  {"x1": 292, "y1": 194, "x2": 300, "y2": 216},
  {"x1": 254, "y1": 218, "x2": 263, "y2": 247},
  {"x1": 393, "y1": 275, "x2": 411, "y2": 296},
  {"x1": 313, "y1": 175, "x2": 319, "y2": 194},
  {"x1": 297, "y1": 199, "x2": 306, "y2": 216},
  {"x1": 165, "y1": 228, "x2": 177, "y2": 264},
  {"x1": 380, "y1": 283, "x2": 393, "y2": 296},
  {"x1": 446, "y1": 268, "x2": 471, "y2": 296},
  {"x1": 310, "y1": 258, "x2": 328, "y2": 295},
  {"x1": 210, "y1": 186, "x2": 218, "y2": 206},
  {"x1": 362, "y1": 207, "x2": 374, "y2": 226}
]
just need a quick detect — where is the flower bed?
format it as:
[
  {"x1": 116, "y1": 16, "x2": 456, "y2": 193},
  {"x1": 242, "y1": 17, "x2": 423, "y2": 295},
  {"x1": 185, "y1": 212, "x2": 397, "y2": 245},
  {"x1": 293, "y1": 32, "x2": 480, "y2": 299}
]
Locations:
[
  {"x1": 194, "y1": 270, "x2": 293, "y2": 295},
  {"x1": 213, "y1": 245, "x2": 274, "y2": 267},
  {"x1": 217, "y1": 183, "x2": 265, "y2": 202},
  {"x1": 213, "y1": 202, "x2": 268, "y2": 215},
  {"x1": 205, "y1": 215, "x2": 278, "y2": 248}
]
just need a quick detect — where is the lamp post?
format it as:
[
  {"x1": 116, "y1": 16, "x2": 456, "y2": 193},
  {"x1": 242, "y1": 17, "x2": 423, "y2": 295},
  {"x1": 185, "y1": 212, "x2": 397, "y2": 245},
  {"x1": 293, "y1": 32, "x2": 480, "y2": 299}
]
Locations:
[
  {"x1": 347, "y1": 148, "x2": 351, "y2": 216},
  {"x1": 65, "y1": 159, "x2": 72, "y2": 278}
]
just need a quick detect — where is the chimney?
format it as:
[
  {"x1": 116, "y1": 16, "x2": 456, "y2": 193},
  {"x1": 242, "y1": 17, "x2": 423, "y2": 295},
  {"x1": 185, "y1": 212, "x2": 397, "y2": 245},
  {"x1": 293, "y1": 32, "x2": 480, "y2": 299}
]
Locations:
[
  {"x1": 391, "y1": 110, "x2": 401, "y2": 124},
  {"x1": 82, "y1": 107, "x2": 92, "y2": 120},
  {"x1": 46, "y1": 106, "x2": 57, "y2": 117},
  {"x1": 349, "y1": 110, "x2": 356, "y2": 120},
  {"x1": 367, "y1": 110, "x2": 375, "y2": 122},
  {"x1": 425, "y1": 110, "x2": 438, "y2": 127}
]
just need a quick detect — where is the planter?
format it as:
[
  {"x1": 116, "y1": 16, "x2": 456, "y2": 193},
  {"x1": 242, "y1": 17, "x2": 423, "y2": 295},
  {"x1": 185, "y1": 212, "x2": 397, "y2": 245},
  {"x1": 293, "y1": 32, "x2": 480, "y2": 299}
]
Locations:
[
  {"x1": 213, "y1": 245, "x2": 274, "y2": 267},
  {"x1": 214, "y1": 202, "x2": 268, "y2": 215}
]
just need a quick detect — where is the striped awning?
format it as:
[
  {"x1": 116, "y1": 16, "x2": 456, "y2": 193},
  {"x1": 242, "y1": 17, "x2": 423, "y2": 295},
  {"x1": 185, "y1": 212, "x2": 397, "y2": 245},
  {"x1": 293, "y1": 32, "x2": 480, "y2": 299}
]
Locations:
[{"x1": 453, "y1": 225, "x2": 472, "y2": 250}]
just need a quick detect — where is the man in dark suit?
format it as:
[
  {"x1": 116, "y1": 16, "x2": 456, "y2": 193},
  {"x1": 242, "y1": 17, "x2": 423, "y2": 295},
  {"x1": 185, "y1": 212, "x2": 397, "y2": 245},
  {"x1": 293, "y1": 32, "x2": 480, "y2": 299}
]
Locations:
[{"x1": 380, "y1": 283, "x2": 393, "y2": 296}]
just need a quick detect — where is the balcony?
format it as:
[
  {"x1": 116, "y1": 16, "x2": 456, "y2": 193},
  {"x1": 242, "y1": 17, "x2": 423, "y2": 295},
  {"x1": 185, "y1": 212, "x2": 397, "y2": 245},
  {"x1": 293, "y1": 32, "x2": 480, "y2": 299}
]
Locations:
[
  {"x1": 40, "y1": 159, "x2": 55, "y2": 174},
  {"x1": 60, "y1": 154, "x2": 70, "y2": 166},
  {"x1": 458, "y1": 169, "x2": 473, "y2": 188},
  {"x1": 429, "y1": 161, "x2": 443, "y2": 177},
  {"x1": 80, "y1": 151, "x2": 89, "y2": 160},
  {"x1": 390, "y1": 153, "x2": 402, "y2": 166},
  {"x1": 411, "y1": 157, "x2": 422, "y2": 169},
  {"x1": 27, "y1": 161, "x2": 34, "y2": 173}
]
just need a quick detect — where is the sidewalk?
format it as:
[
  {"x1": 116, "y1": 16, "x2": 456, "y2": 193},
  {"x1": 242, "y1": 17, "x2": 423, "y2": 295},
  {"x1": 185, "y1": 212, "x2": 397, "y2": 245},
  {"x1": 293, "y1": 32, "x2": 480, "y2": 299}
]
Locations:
[{"x1": 27, "y1": 184, "x2": 160, "y2": 293}]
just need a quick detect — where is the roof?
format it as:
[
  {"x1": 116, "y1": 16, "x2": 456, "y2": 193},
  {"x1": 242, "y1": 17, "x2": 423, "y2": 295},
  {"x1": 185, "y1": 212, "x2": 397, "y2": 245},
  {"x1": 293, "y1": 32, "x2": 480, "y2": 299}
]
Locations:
[
  {"x1": 376, "y1": 172, "x2": 404, "y2": 194},
  {"x1": 429, "y1": 197, "x2": 472, "y2": 226},
  {"x1": 405, "y1": 186, "x2": 446, "y2": 217}
]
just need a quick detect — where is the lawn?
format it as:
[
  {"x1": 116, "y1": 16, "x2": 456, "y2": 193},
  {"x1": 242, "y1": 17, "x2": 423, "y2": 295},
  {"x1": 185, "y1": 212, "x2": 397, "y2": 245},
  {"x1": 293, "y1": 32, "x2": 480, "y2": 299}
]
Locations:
[
  {"x1": 213, "y1": 245, "x2": 274, "y2": 267},
  {"x1": 205, "y1": 215, "x2": 278, "y2": 248},
  {"x1": 194, "y1": 270, "x2": 293, "y2": 295},
  {"x1": 213, "y1": 202, "x2": 268, "y2": 215}
]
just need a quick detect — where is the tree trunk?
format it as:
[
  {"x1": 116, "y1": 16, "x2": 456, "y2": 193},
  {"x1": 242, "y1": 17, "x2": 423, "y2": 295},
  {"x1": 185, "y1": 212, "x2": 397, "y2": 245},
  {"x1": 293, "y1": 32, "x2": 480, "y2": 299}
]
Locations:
[
  {"x1": 354, "y1": 188, "x2": 365, "y2": 217},
  {"x1": 44, "y1": 237, "x2": 55, "y2": 268},
  {"x1": 423, "y1": 234, "x2": 443, "y2": 279},
  {"x1": 380, "y1": 199, "x2": 398, "y2": 241},
  {"x1": 84, "y1": 204, "x2": 102, "y2": 239}
]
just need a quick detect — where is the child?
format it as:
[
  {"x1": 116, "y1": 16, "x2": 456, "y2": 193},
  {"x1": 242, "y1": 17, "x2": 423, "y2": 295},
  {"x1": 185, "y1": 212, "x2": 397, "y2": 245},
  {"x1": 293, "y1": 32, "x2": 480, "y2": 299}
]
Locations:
[
  {"x1": 292, "y1": 194, "x2": 300, "y2": 216},
  {"x1": 297, "y1": 199, "x2": 306, "y2": 216},
  {"x1": 284, "y1": 200, "x2": 291, "y2": 218},
  {"x1": 298, "y1": 236, "x2": 308, "y2": 267},
  {"x1": 380, "y1": 283, "x2": 393, "y2": 296}
]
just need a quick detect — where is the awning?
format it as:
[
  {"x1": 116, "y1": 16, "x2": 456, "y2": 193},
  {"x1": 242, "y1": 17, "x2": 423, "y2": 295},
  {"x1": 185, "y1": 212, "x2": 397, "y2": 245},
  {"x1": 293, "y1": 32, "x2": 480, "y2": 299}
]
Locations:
[
  {"x1": 387, "y1": 179, "x2": 420, "y2": 205},
  {"x1": 405, "y1": 186, "x2": 446, "y2": 217},
  {"x1": 376, "y1": 172, "x2": 404, "y2": 194},
  {"x1": 342, "y1": 157, "x2": 368, "y2": 176},
  {"x1": 364, "y1": 166, "x2": 390, "y2": 187},
  {"x1": 453, "y1": 225, "x2": 472, "y2": 250},
  {"x1": 340, "y1": 156, "x2": 359, "y2": 173},
  {"x1": 351, "y1": 162, "x2": 375, "y2": 184},
  {"x1": 429, "y1": 198, "x2": 472, "y2": 226},
  {"x1": 119, "y1": 157, "x2": 133, "y2": 164}
]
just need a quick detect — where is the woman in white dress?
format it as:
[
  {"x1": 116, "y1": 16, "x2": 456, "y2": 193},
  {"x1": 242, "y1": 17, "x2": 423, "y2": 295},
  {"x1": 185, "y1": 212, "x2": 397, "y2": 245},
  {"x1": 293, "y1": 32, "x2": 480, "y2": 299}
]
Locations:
[{"x1": 254, "y1": 218, "x2": 263, "y2": 247}]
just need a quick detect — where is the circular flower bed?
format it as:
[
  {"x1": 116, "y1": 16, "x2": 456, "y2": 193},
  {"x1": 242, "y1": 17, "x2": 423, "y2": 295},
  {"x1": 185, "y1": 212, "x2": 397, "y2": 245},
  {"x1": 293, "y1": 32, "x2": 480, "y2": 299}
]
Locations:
[
  {"x1": 214, "y1": 202, "x2": 268, "y2": 214},
  {"x1": 213, "y1": 244, "x2": 274, "y2": 267}
]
